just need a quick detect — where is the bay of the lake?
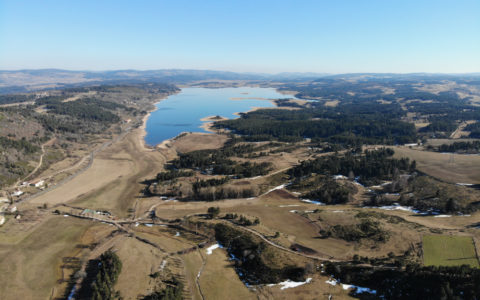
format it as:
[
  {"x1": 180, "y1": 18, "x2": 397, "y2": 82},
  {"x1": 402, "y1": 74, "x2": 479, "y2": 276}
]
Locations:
[{"x1": 144, "y1": 87, "x2": 292, "y2": 146}]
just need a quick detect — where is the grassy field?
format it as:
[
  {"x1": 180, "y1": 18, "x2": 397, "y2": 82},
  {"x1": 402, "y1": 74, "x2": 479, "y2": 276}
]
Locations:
[
  {"x1": 199, "y1": 248, "x2": 256, "y2": 300},
  {"x1": 0, "y1": 216, "x2": 97, "y2": 300},
  {"x1": 423, "y1": 235, "x2": 479, "y2": 267},
  {"x1": 393, "y1": 146, "x2": 480, "y2": 184}
]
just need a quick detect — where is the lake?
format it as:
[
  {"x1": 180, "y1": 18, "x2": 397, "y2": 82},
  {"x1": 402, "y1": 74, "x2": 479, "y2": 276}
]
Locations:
[{"x1": 144, "y1": 87, "x2": 292, "y2": 146}]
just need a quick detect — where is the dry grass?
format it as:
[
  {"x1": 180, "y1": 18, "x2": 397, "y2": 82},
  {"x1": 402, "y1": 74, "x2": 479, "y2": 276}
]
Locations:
[
  {"x1": 0, "y1": 216, "x2": 95, "y2": 300},
  {"x1": 393, "y1": 146, "x2": 480, "y2": 184},
  {"x1": 258, "y1": 274, "x2": 356, "y2": 300},
  {"x1": 199, "y1": 248, "x2": 255, "y2": 300},
  {"x1": 114, "y1": 237, "x2": 166, "y2": 299},
  {"x1": 324, "y1": 100, "x2": 339, "y2": 107},
  {"x1": 170, "y1": 132, "x2": 228, "y2": 153}
]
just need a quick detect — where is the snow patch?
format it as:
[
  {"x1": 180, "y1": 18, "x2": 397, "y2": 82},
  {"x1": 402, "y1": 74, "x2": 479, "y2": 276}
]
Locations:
[
  {"x1": 301, "y1": 199, "x2": 325, "y2": 205},
  {"x1": 333, "y1": 175, "x2": 348, "y2": 180},
  {"x1": 159, "y1": 260, "x2": 167, "y2": 271},
  {"x1": 206, "y1": 243, "x2": 222, "y2": 255},
  {"x1": 279, "y1": 204, "x2": 300, "y2": 207},
  {"x1": 434, "y1": 215, "x2": 451, "y2": 218},
  {"x1": 326, "y1": 278, "x2": 376, "y2": 295},
  {"x1": 325, "y1": 279, "x2": 337, "y2": 286},
  {"x1": 271, "y1": 278, "x2": 312, "y2": 290},
  {"x1": 267, "y1": 184, "x2": 286, "y2": 194},
  {"x1": 375, "y1": 203, "x2": 420, "y2": 214},
  {"x1": 342, "y1": 284, "x2": 377, "y2": 294},
  {"x1": 175, "y1": 232, "x2": 180, "y2": 236}
]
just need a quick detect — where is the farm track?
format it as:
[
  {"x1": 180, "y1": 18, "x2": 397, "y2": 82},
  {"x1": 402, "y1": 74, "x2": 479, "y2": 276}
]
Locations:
[
  {"x1": 14, "y1": 137, "x2": 56, "y2": 186},
  {"x1": 16, "y1": 119, "x2": 140, "y2": 204}
]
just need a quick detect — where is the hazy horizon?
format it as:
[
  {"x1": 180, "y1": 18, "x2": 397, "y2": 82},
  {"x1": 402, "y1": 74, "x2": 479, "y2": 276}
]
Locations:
[{"x1": 0, "y1": 68, "x2": 479, "y2": 76}]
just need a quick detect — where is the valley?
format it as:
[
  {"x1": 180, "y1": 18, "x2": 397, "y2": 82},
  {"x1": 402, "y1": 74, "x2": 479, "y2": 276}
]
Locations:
[{"x1": 1, "y1": 75, "x2": 480, "y2": 299}]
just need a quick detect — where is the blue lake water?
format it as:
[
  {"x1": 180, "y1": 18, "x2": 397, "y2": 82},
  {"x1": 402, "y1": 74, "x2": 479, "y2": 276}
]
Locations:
[{"x1": 144, "y1": 87, "x2": 291, "y2": 146}]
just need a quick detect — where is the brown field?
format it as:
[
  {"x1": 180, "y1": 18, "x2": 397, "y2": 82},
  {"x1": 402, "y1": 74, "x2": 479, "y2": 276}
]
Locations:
[
  {"x1": 392, "y1": 146, "x2": 480, "y2": 184},
  {"x1": 324, "y1": 100, "x2": 340, "y2": 107},
  {"x1": 114, "y1": 237, "x2": 166, "y2": 299},
  {"x1": 170, "y1": 132, "x2": 228, "y2": 153},
  {"x1": 199, "y1": 248, "x2": 255, "y2": 300},
  {"x1": 0, "y1": 216, "x2": 98, "y2": 300}
]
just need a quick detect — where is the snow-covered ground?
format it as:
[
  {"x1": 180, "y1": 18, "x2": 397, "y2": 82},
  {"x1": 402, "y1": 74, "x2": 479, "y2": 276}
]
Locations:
[
  {"x1": 301, "y1": 199, "x2": 325, "y2": 205},
  {"x1": 369, "y1": 203, "x2": 421, "y2": 214},
  {"x1": 267, "y1": 184, "x2": 286, "y2": 194},
  {"x1": 325, "y1": 278, "x2": 376, "y2": 295},
  {"x1": 268, "y1": 278, "x2": 312, "y2": 290},
  {"x1": 160, "y1": 260, "x2": 167, "y2": 271},
  {"x1": 206, "y1": 243, "x2": 222, "y2": 255}
]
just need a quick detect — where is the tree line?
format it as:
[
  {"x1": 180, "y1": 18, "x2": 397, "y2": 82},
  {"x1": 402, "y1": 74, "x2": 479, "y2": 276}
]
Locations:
[{"x1": 289, "y1": 148, "x2": 416, "y2": 185}]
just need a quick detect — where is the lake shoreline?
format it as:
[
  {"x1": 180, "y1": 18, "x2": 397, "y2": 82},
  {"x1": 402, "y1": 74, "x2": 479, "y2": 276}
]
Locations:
[{"x1": 143, "y1": 87, "x2": 291, "y2": 147}]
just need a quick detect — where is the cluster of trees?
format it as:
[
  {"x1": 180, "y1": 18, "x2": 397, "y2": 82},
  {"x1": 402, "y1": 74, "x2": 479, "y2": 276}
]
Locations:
[
  {"x1": 142, "y1": 279, "x2": 183, "y2": 300},
  {"x1": 466, "y1": 122, "x2": 480, "y2": 138},
  {"x1": 214, "y1": 223, "x2": 306, "y2": 284},
  {"x1": 214, "y1": 103, "x2": 417, "y2": 145},
  {"x1": 76, "y1": 250, "x2": 122, "y2": 300},
  {"x1": 156, "y1": 170, "x2": 194, "y2": 181},
  {"x1": 0, "y1": 136, "x2": 40, "y2": 154},
  {"x1": 419, "y1": 120, "x2": 457, "y2": 134},
  {"x1": 0, "y1": 94, "x2": 34, "y2": 105},
  {"x1": 301, "y1": 177, "x2": 352, "y2": 204},
  {"x1": 273, "y1": 99, "x2": 304, "y2": 108},
  {"x1": 289, "y1": 148, "x2": 415, "y2": 185},
  {"x1": 435, "y1": 141, "x2": 480, "y2": 153},
  {"x1": 192, "y1": 177, "x2": 230, "y2": 191},
  {"x1": 171, "y1": 148, "x2": 272, "y2": 178},
  {"x1": 39, "y1": 97, "x2": 124, "y2": 123},
  {"x1": 366, "y1": 175, "x2": 480, "y2": 213},
  {"x1": 207, "y1": 206, "x2": 220, "y2": 218},
  {"x1": 325, "y1": 262, "x2": 480, "y2": 299},
  {"x1": 190, "y1": 186, "x2": 257, "y2": 202},
  {"x1": 320, "y1": 218, "x2": 389, "y2": 242},
  {"x1": 278, "y1": 78, "x2": 480, "y2": 139}
]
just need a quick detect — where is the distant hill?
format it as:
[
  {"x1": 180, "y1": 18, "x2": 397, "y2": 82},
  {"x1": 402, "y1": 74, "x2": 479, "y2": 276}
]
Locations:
[
  {"x1": 1, "y1": 69, "x2": 479, "y2": 94},
  {"x1": 0, "y1": 69, "x2": 332, "y2": 94}
]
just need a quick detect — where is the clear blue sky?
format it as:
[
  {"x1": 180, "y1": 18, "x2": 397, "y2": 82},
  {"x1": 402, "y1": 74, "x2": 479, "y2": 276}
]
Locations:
[{"x1": 1, "y1": 0, "x2": 479, "y2": 73}]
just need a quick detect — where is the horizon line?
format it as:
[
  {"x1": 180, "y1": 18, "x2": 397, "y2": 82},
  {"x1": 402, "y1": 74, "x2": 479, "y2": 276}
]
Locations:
[{"x1": 1, "y1": 68, "x2": 479, "y2": 76}]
